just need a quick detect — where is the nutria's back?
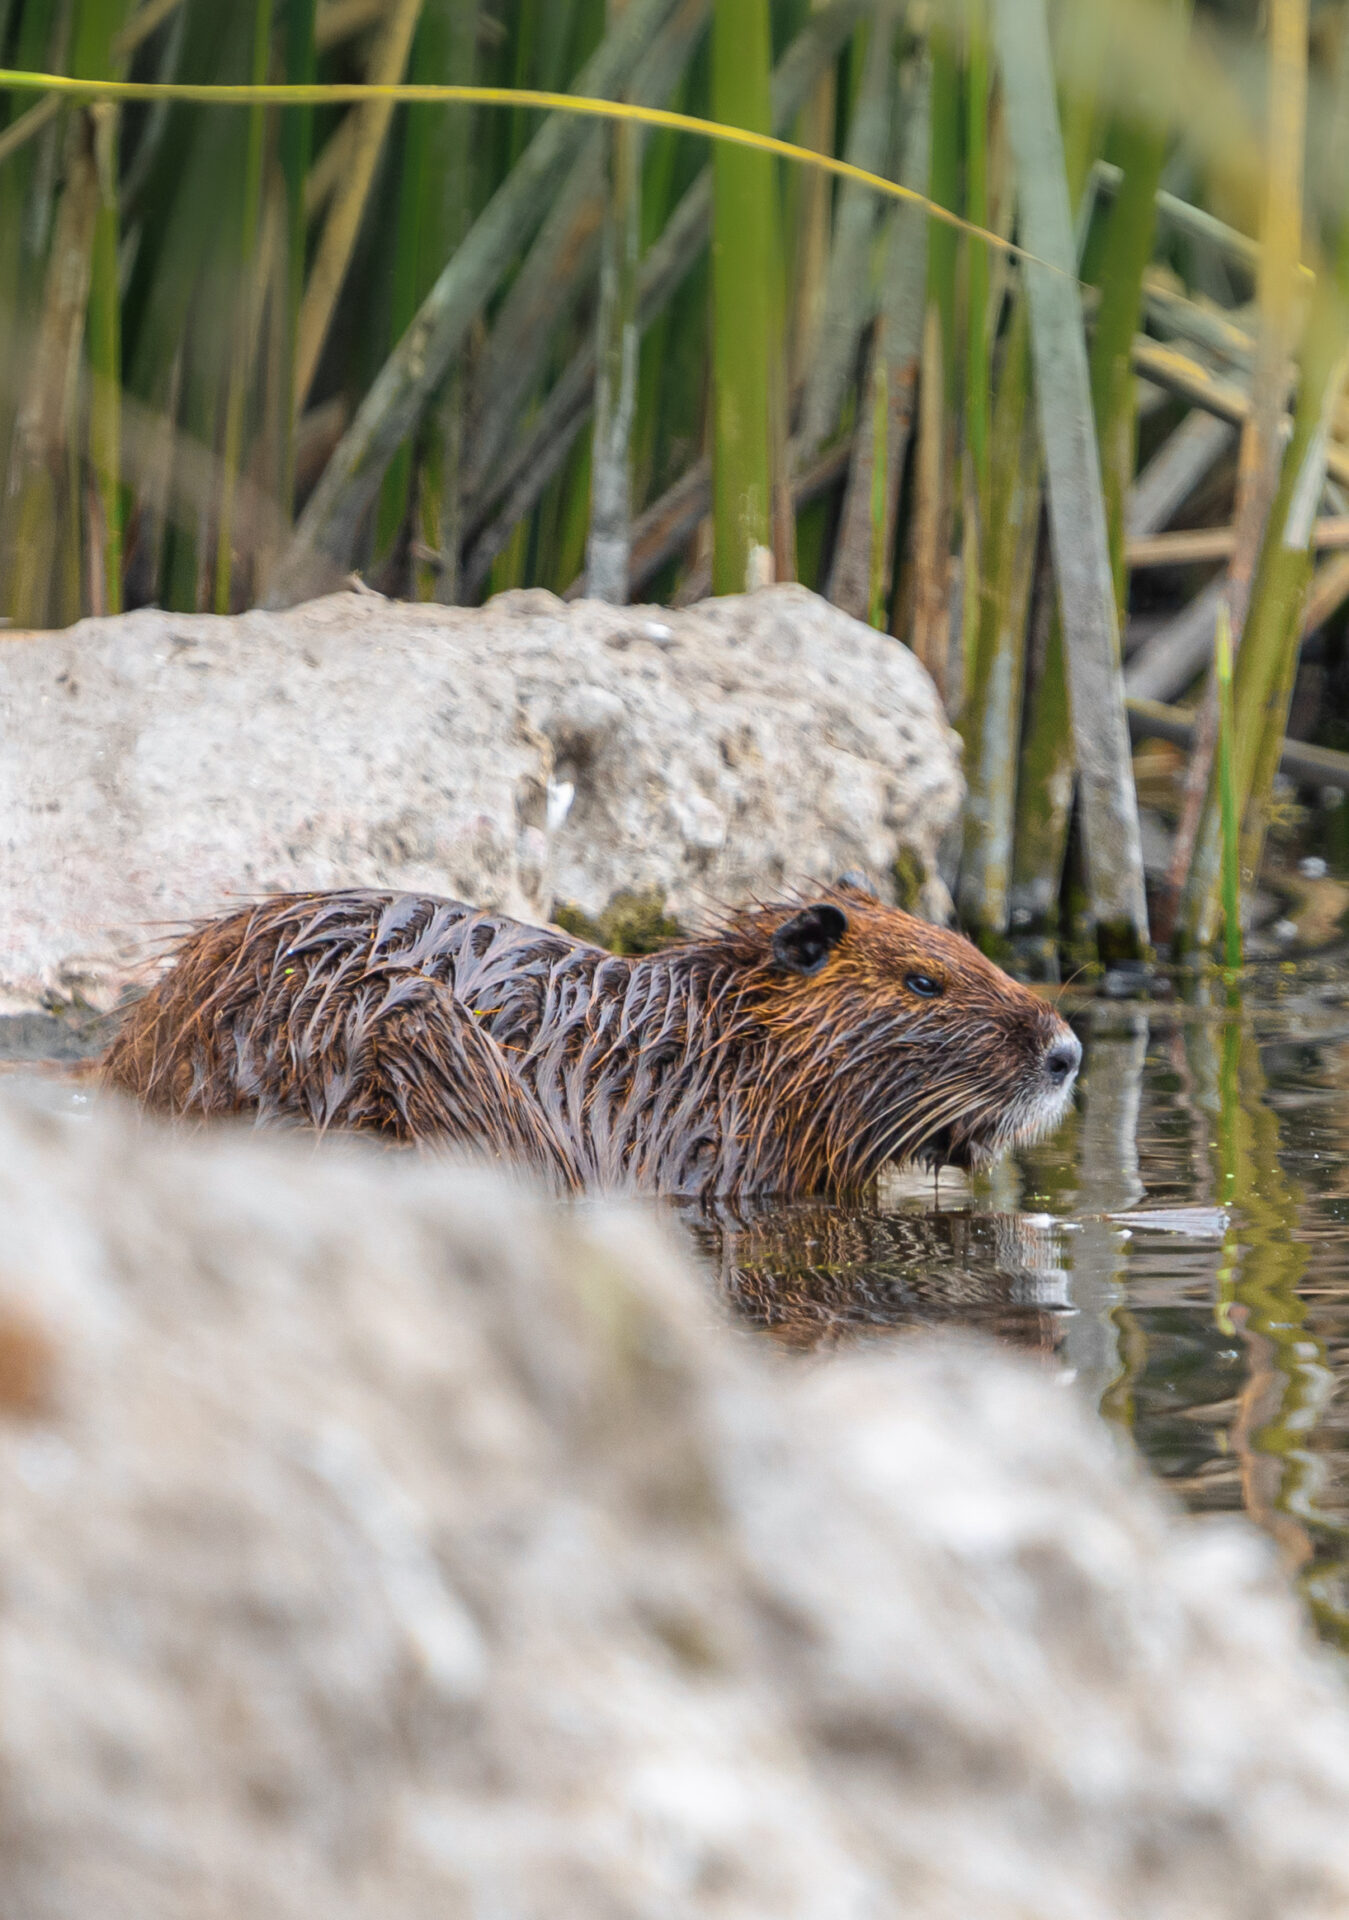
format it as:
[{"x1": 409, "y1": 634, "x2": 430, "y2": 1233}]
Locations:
[{"x1": 103, "y1": 887, "x2": 1081, "y2": 1199}]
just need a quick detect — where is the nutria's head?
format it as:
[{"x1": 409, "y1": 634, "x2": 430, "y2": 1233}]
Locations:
[{"x1": 725, "y1": 889, "x2": 1080, "y2": 1185}]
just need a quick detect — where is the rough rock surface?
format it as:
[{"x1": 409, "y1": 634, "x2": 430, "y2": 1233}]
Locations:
[
  {"x1": 0, "y1": 584, "x2": 961, "y2": 1011},
  {"x1": 2, "y1": 1081, "x2": 1349, "y2": 1919}
]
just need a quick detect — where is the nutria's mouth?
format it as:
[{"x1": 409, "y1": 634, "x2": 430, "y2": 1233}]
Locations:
[{"x1": 902, "y1": 1047, "x2": 1080, "y2": 1174}]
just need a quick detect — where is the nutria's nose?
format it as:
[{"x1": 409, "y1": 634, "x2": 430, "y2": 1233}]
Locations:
[{"x1": 1044, "y1": 1032, "x2": 1082, "y2": 1084}]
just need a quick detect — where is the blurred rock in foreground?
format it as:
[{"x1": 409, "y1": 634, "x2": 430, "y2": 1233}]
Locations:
[
  {"x1": 2, "y1": 1082, "x2": 1348, "y2": 1920},
  {"x1": 0, "y1": 583, "x2": 960, "y2": 1012}
]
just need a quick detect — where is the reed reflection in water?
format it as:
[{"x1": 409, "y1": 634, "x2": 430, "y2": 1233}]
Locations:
[{"x1": 691, "y1": 960, "x2": 1349, "y2": 1648}]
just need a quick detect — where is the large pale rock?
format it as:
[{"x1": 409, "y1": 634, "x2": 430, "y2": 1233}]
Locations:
[
  {"x1": 0, "y1": 584, "x2": 961, "y2": 1011},
  {"x1": 2, "y1": 1082, "x2": 1349, "y2": 1919}
]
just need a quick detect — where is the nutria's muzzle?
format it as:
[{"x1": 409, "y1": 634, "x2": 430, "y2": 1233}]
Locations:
[
  {"x1": 909, "y1": 1016, "x2": 1081, "y2": 1173},
  {"x1": 1043, "y1": 1030, "x2": 1082, "y2": 1088},
  {"x1": 991, "y1": 1018, "x2": 1082, "y2": 1160}
]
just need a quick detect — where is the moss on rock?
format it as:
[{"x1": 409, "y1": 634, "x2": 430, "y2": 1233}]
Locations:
[{"x1": 553, "y1": 889, "x2": 685, "y2": 955}]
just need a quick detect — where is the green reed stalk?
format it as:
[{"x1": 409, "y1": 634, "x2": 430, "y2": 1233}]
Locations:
[
  {"x1": 926, "y1": 21, "x2": 960, "y2": 418},
  {"x1": 215, "y1": 0, "x2": 271, "y2": 614},
  {"x1": 1179, "y1": 1, "x2": 1348, "y2": 954},
  {"x1": 0, "y1": 0, "x2": 76, "y2": 624},
  {"x1": 0, "y1": 30, "x2": 34, "y2": 522},
  {"x1": 1087, "y1": 7, "x2": 1188, "y2": 615},
  {"x1": 122, "y1": 1, "x2": 250, "y2": 610},
  {"x1": 960, "y1": 319, "x2": 1042, "y2": 937},
  {"x1": 73, "y1": 0, "x2": 133, "y2": 615},
  {"x1": 267, "y1": 0, "x2": 682, "y2": 607},
  {"x1": 826, "y1": 48, "x2": 929, "y2": 625},
  {"x1": 867, "y1": 356, "x2": 887, "y2": 628},
  {"x1": 795, "y1": 1, "x2": 896, "y2": 458},
  {"x1": 1002, "y1": 1, "x2": 1112, "y2": 947},
  {"x1": 1215, "y1": 601, "x2": 1242, "y2": 972},
  {"x1": 462, "y1": 0, "x2": 863, "y2": 597},
  {"x1": 959, "y1": 0, "x2": 993, "y2": 727},
  {"x1": 373, "y1": 89, "x2": 433, "y2": 565},
  {"x1": 413, "y1": 0, "x2": 480, "y2": 604},
  {"x1": 1185, "y1": 286, "x2": 1349, "y2": 948},
  {"x1": 1005, "y1": 0, "x2": 1112, "y2": 936},
  {"x1": 1002, "y1": 29, "x2": 1180, "y2": 942},
  {"x1": 295, "y1": 0, "x2": 424, "y2": 414},
  {"x1": 710, "y1": 0, "x2": 778, "y2": 593},
  {"x1": 86, "y1": 109, "x2": 120, "y2": 612},
  {"x1": 963, "y1": 0, "x2": 990, "y2": 488},
  {"x1": 958, "y1": 299, "x2": 1037, "y2": 937},
  {"x1": 373, "y1": 0, "x2": 495, "y2": 576},
  {"x1": 994, "y1": 0, "x2": 1150, "y2": 962},
  {"x1": 278, "y1": 0, "x2": 316, "y2": 519},
  {"x1": 461, "y1": 1, "x2": 704, "y2": 526},
  {"x1": 785, "y1": 3, "x2": 835, "y2": 396},
  {"x1": 907, "y1": 18, "x2": 961, "y2": 688},
  {"x1": 630, "y1": 101, "x2": 683, "y2": 508},
  {"x1": 1172, "y1": 0, "x2": 1310, "y2": 951},
  {"x1": 586, "y1": 0, "x2": 642, "y2": 604},
  {"x1": 5, "y1": 121, "x2": 98, "y2": 629}
]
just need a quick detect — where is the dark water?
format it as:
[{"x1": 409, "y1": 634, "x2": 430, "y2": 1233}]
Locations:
[{"x1": 687, "y1": 958, "x2": 1349, "y2": 1647}]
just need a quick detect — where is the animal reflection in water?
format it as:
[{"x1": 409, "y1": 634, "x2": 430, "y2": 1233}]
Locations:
[{"x1": 686, "y1": 1200, "x2": 1071, "y2": 1354}]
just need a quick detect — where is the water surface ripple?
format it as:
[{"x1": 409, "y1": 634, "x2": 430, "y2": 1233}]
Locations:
[{"x1": 689, "y1": 959, "x2": 1349, "y2": 1646}]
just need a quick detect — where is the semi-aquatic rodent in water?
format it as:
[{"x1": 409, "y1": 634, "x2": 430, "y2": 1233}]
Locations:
[{"x1": 101, "y1": 886, "x2": 1081, "y2": 1200}]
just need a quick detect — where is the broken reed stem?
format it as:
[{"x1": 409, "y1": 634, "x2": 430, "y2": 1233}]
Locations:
[{"x1": 1128, "y1": 518, "x2": 1349, "y2": 566}]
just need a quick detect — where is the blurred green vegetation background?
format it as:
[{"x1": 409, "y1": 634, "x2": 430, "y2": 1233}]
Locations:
[{"x1": 1, "y1": 0, "x2": 1348, "y2": 965}]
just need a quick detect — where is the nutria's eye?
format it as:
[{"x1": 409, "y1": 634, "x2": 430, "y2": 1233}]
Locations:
[{"x1": 905, "y1": 972, "x2": 944, "y2": 998}]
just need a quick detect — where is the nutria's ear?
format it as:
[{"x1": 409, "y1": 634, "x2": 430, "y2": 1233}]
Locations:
[{"x1": 772, "y1": 904, "x2": 849, "y2": 975}]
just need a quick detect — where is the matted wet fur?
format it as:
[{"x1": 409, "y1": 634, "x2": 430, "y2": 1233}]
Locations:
[{"x1": 102, "y1": 885, "x2": 1081, "y2": 1200}]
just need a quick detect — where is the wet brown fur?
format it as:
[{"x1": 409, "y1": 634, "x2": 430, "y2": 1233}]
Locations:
[{"x1": 101, "y1": 886, "x2": 1079, "y2": 1200}]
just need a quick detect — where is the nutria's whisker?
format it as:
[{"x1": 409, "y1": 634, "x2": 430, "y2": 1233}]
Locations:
[{"x1": 871, "y1": 1085, "x2": 985, "y2": 1171}]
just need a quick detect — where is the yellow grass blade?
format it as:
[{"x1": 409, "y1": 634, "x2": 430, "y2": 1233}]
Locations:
[{"x1": 0, "y1": 67, "x2": 1063, "y2": 275}]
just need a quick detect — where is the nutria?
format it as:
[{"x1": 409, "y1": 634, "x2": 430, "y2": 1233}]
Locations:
[{"x1": 102, "y1": 886, "x2": 1081, "y2": 1200}]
